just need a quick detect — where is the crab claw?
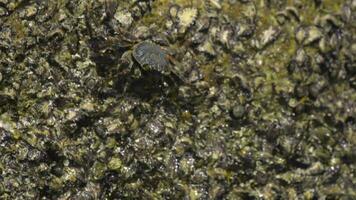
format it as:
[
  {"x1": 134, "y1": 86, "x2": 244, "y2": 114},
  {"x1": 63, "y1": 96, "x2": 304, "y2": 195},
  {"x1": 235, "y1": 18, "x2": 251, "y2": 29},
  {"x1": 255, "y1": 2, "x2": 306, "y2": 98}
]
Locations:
[{"x1": 120, "y1": 50, "x2": 134, "y2": 70}]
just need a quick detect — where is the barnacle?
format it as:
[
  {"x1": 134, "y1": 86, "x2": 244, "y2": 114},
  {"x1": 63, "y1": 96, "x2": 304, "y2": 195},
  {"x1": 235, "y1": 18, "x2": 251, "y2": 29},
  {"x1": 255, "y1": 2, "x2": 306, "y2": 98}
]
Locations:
[{"x1": 177, "y1": 7, "x2": 198, "y2": 33}]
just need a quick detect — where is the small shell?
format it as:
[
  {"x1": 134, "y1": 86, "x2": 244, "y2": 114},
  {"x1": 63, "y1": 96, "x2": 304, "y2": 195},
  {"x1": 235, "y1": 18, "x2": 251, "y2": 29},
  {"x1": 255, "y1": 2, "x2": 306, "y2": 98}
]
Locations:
[
  {"x1": 216, "y1": 25, "x2": 235, "y2": 48},
  {"x1": 304, "y1": 26, "x2": 323, "y2": 45},
  {"x1": 197, "y1": 39, "x2": 216, "y2": 56},
  {"x1": 195, "y1": 16, "x2": 210, "y2": 32},
  {"x1": 169, "y1": 4, "x2": 180, "y2": 19},
  {"x1": 177, "y1": 7, "x2": 198, "y2": 33},
  {"x1": 294, "y1": 48, "x2": 307, "y2": 65},
  {"x1": 19, "y1": 5, "x2": 37, "y2": 19},
  {"x1": 190, "y1": 32, "x2": 207, "y2": 45},
  {"x1": 276, "y1": 6, "x2": 300, "y2": 24},
  {"x1": 133, "y1": 26, "x2": 150, "y2": 39},
  {"x1": 209, "y1": 0, "x2": 222, "y2": 9},
  {"x1": 295, "y1": 26, "x2": 307, "y2": 44},
  {"x1": 0, "y1": 6, "x2": 8, "y2": 17},
  {"x1": 340, "y1": 5, "x2": 352, "y2": 22},
  {"x1": 236, "y1": 21, "x2": 255, "y2": 38},
  {"x1": 258, "y1": 26, "x2": 280, "y2": 49},
  {"x1": 295, "y1": 26, "x2": 323, "y2": 46},
  {"x1": 285, "y1": 7, "x2": 300, "y2": 22},
  {"x1": 114, "y1": 9, "x2": 133, "y2": 28},
  {"x1": 319, "y1": 14, "x2": 343, "y2": 29}
]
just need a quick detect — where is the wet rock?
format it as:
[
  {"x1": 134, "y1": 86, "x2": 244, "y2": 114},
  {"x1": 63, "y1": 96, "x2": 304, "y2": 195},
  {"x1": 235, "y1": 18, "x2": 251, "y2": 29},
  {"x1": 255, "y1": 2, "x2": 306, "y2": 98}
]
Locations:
[{"x1": 0, "y1": 0, "x2": 354, "y2": 199}]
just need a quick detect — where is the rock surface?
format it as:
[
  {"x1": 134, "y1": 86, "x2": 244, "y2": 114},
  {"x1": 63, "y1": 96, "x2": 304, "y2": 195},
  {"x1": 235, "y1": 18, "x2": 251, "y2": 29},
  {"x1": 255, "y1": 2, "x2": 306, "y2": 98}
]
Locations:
[{"x1": 0, "y1": 0, "x2": 355, "y2": 199}]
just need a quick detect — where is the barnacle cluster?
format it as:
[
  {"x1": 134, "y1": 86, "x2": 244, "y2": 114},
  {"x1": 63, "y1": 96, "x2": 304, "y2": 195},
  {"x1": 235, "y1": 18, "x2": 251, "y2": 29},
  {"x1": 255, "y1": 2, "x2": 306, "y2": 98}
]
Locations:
[{"x1": 0, "y1": 0, "x2": 355, "y2": 199}]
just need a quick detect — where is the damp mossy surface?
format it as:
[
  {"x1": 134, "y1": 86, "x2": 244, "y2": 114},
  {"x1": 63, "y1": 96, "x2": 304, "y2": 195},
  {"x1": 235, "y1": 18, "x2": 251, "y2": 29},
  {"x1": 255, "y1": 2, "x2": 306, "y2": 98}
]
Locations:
[{"x1": 0, "y1": 0, "x2": 355, "y2": 199}]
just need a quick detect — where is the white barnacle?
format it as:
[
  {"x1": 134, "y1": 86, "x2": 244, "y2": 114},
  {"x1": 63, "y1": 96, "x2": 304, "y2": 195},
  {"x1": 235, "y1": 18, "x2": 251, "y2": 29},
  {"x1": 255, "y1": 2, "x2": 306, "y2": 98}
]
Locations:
[{"x1": 177, "y1": 7, "x2": 198, "y2": 33}]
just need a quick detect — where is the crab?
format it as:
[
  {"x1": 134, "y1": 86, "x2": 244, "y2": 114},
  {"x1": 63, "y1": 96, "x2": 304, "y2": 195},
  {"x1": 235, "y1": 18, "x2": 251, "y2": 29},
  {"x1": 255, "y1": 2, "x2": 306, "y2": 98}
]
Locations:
[
  {"x1": 120, "y1": 41, "x2": 171, "y2": 76},
  {"x1": 118, "y1": 40, "x2": 184, "y2": 94}
]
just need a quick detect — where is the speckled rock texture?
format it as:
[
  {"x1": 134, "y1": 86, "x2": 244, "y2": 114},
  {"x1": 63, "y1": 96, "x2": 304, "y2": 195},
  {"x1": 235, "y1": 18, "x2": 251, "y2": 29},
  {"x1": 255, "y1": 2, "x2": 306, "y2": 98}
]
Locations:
[{"x1": 0, "y1": 0, "x2": 355, "y2": 199}]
